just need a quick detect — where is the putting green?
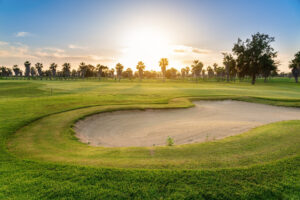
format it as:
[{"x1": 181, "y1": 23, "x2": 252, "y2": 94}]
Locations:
[{"x1": 8, "y1": 98, "x2": 300, "y2": 169}]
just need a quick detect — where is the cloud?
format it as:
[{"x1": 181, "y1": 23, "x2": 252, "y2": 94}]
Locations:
[
  {"x1": 172, "y1": 45, "x2": 211, "y2": 55},
  {"x1": 192, "y1": 48, "x2": 211, "y2": 54},
  {"x1": 0, "y1": 41, "x2": 114, "y2": 65},
  {"x1": 68, "y1": 44, "x2": 87, "y2": 50},
  {"x1": 33, "y1": 47, "x2": 66, "y2": 58},
  {"x1": 43, "y1": 47, "x2": 65, "y2": 53},
  {"x1": 173, "y1": 49, "x2": 186, "y2": 53},
  {"x1": 0, "y1": 41, "x2": 9, "y2": 45},
  {"x1": 15, "y1": 32, "x2": 32, "y2": 37},
  {"x1": 0, "y1": 43, "x2": 34, "y2": 58}
]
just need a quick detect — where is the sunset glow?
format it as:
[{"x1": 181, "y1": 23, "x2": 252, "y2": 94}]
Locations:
[
  {"x1": 0, "y1": 0, "x2": 299, "y2": 72},
  {"x1": 120, "y1": 27, "x2": 172, "y2": 70}
]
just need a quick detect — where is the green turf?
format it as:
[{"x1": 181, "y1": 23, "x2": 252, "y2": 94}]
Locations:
[{"x1": 1, "y1": 78, "x2": 300, "y2": 199}]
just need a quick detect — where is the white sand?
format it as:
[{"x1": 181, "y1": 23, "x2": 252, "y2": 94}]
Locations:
[{"x1": 74, "y1": 100, "x2": 300, "y2": 147}]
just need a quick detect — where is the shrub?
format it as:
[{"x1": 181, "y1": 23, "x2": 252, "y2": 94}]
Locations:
[{"x1": 166, "y1": 136, "x2": 174, "y2": 146}]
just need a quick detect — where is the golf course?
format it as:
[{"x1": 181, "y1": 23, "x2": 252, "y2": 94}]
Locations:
[{"x1": 1, "y1": 78, "x2": 300, "y2": 199}]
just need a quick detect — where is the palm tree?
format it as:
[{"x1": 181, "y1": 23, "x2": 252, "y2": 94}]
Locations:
[
  {"x1": 159, "y1": 58, "x2": 168, "y2": 81},
  {"x1": 185, "y1": 66, "x2": 190, "y2": 77},
  {"x1": 109, "y1": 68, "x2": 115, "y2": 78},
  {"x1": 71, "y1": 69, "x2": 78, "y2": 78},
  {"x1": 62, "y1": 63, "x2": 71, "y2": 78},
  {"x1": 0, "y1": 66, "x2": 8, "y2": 77},
  {"x1": 96, "y1": 64, "x2": 107, "y2": 80},
  {"x1": 136, "y1": 61, "x2": 146, "y2": 80},
  {"x1": 30, "y1": 67, "x2": 37, "y2": 77},
  {"x1": 79, "y1": 62, "x2": 87, "y2": 78},
  {"x1": 13, "y1": 65, "x2": 20, "y2": 77},
  {"x1": 24, "y1": 61, "x2": 31, "y2": 78},
  {"x1": 115, "y1": 63, "x2": 124, "y2": 81},
  {"x1": 35, "y1": 63, "x2": 43, "y2": 79},
  {"x1": 181, "y1": 68, "x2": 186, "y2": 79},
  {"x1": 125, "y1": 68, "x2": 133, "y2": 80},
  {"x1": 191, "y1": 60, "x2": 203, "y2": 81},
  {"x1": 202, "y1": 69, "x2": 206, "y2": 79},
  {"x1": 213, "y1": 63, "x2": 218, "y2": 75},
  {"x1": 49, "y1": 63, "x2": 57, "y2": 79},
  {"x1": 8, "y1": 68, "x2": 12, "y2": 76},
  {"x1": 222, "y1": 53, "x2": 237, "y2": 82},
  {"x1": 207, "y1": 66, "x2": 214, "y2": 78}
]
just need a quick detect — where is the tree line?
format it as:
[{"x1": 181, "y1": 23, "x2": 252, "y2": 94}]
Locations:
[{"x1": 1, "y1": 33, "x2": 299, "y2": 84}]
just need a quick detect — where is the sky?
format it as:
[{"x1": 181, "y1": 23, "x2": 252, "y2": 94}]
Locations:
[{"x1": 0, "y1": 0, "x2": 300, "y2": 72}]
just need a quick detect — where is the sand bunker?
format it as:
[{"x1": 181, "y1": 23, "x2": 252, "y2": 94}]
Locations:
[{"x1": 75, "y1": 100, "x2": 300, "y2": 147}]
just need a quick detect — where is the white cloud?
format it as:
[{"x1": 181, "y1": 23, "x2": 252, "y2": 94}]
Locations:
[
  {"x1": 15, "y1": 32, "x2": 32, "y2": 37},
  {"x1": 0, "y1": 41, "x2": 9, "y2": 45},
  {"x1": 0, "y1": 43, "x2": 34, "y2": 58},
  {"x1": 172, "y1": 45, "x2": 211, "y2": 55},
  {"x1": 68, "y1": 44, "x2": 87, "y2": 50},
  {"x1": 43, "y1": 47, "x2": 65, "y2": 53}
]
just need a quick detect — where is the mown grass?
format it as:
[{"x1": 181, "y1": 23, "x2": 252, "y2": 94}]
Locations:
[
  {"x1": 1, "y1": 78, "x2": 300, "y2": 199},
  {"x1": 7, "y1": 102, "x2": 300, "y2": 169}
]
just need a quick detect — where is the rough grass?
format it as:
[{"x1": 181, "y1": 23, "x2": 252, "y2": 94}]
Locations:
[{"x1": 1, "y1": 78, "x2": 300, "y2": 199}]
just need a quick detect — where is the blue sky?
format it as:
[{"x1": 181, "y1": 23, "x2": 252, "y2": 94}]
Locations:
[{"x1": 0, "y1": 0, "x2": 299, "y2": 71}]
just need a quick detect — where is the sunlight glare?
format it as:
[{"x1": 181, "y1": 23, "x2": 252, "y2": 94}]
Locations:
[{"x1": 120, "y1": 27, "x2": 173, "y2": 70}]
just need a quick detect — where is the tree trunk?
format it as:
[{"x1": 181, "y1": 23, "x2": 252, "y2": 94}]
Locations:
[
  {"x1": 295, "y1": 75, "x2": 298, "y2": 83},
  {"x1": 251, "y1": 74, "x2": 256, "y2": 85},
  {"x1": 264, "y1": 76, "x2": 267, "y2": 83}
]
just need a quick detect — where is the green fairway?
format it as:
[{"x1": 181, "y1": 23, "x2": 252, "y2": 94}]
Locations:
[{"x1": 1, "y1": 78, "x2": 300, "y2": 199}]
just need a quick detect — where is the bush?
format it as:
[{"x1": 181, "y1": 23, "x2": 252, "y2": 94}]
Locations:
[{"x1": 166, "y1": 136, "x2": 174, "y2": 146}]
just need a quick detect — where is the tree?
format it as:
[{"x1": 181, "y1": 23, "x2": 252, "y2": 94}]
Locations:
[
  {"x1": 165, "y1": 68, "x2": 177, "y2": 79},
  {"x1": 62, "y1": 63, "x2": 71, "y2": 78},
  {"x1": 136, "y1": 61, "x2": 146, "y2": 80},
  {"x1": 85, "y1": 65, "x2": 96, "y2": 77},
  {"x1": 181, "y1": 68, "x2": 186, "y2": 78},
  {"x1": 213, "y1": 63, "x2": 218, "y2": 75},
  {"x1": 289, "y1": 51, "x2": 300, "y2": 83},
  {"x1": 207, "y1": 66, "x2": 214, "y2": 79},
  {"x1": 30, "y1": 67, "x2": 37, "y2": 77},
  {"x1": 143, "y1": 70, "x2": 158, "y2": 79},
  {"x1": 109, "y1": 68, "x2": 115, "y2": 78},
  {"x1": 49, "y1": 63, "x2": 57, "y2": 78},
  {"x1": 123, "y1": 68, "x2": 133, "y2": 79},
  {"x1": 35, "y1": 63, "x2": 43, "y2": 79},
  {"x1": 0, "y1": 66, "x2": 8, "y2": 77},
  {"x1": 159, "y1": 58, "x2": 168, "y2": 81},
  {"x1": 96, "y1": 64, "x2": 107, "y2": 80},
  {"x1": 215, "y1": 66, "x2": 225, "y2": 81},
  {"x1": 79, "y1": 62, "x2": 87, "y2": 78},
  {"x1": 232, "y1": 32, "x2": 277, "y2": 85},
  {"x1": 0, "y1": 67, "x2": 12, "y2": 77},
  {"x1": 260, "y1": 54, "x2": 278, "y2": 82},
  {"x1": 8, "y1": 68, "x2": 12, "y2": 76},
  {"x1": 115, "y1": 63, "x2": 124, "y2": 81},
  {"x1": 185, "y1": 66, "x2": 190, "y2": 77},
  {"x1": 44, "y1": 70, "x2": 52, "y2": 79},
  {"x1": 222, "y1": 53, "x2": 236, "y2": 82},
  {"x1": 202, "y1": 69, "x2": 206, "y2": 79},
  {"x1": 13, "y1": 65, "x2": 20, "y2": 77},
  {"x1": 191, "y1": 60, "x2": 203, "y2": 81},
  {"x1": 24, "y1": 61, "x2": 31, "y2": 77},
  {"x1": 71, "y1": 69, "x2": 78, "y2": 78}
]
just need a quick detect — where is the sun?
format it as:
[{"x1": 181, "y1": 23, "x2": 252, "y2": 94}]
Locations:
[{"x1": 119, "y1": 27, "x2": 173, "y2": 70}]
